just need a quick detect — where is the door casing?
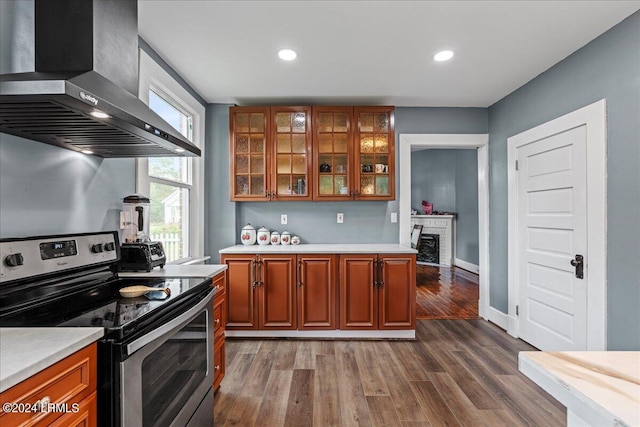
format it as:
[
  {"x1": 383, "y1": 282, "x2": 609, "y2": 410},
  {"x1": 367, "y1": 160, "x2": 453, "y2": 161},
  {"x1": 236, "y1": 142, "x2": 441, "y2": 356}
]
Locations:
[{"x1": 507, "y1": 99, "x2": 607, "y2": 350}]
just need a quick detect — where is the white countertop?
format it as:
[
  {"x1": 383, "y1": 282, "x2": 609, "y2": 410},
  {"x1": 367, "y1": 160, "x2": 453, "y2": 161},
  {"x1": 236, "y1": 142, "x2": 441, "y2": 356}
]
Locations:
[
  {"x1": 519, "y1": 351, "x2": 640, "y2": 427},
  {"x1": 0, "y1": 327, "x2": 104, "y2": 393},
  {"x1": 411, "y1": 214, "x2": 455, "y2": 219},
  {"x1": 118, "y1": 264, "x2": 227, "y2": 278},
  {"x1": 219, "y1": 243, "x2": 418, "y2": 254}
]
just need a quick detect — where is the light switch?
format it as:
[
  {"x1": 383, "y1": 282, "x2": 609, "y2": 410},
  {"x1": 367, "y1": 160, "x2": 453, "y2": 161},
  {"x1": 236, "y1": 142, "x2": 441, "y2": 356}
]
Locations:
[
  {"x1": 391, "y1": 212, "x2": 398, "y2": 223},
  {"x1": 337, "y1": 213, "x2": 344, "y2": 224},
  {"x1": 281, "y1": 214, "x2": 288, "y2": 225}
]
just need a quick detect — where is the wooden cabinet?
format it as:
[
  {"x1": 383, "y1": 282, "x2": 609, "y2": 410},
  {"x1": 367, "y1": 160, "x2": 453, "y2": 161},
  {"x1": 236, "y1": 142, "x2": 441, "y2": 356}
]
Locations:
[
  {"x1": 230, "y1": 106, "x2": 312, "y2": 201},
  {"x1": 212, "y1": 271, "x2": 226, "y2": 392},
  {"x1": 0, "y1": 343, "x2": 97, "y2": 427},
  {"x1": 339, "y1": 254, "x2": 415, "y2": 330},
  {"x1": 297, "y1": 254, "x2": 337, "y2": 329},
  {"x1": 232, "y1": 105, "x2": 394, "y2": 201},
  {"x1": 222, "y1": 254, "x2": 297, "y2": 330}
]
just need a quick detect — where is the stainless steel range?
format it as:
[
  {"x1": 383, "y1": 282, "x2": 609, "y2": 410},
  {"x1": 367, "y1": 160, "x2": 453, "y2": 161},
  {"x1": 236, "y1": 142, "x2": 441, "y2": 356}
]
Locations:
[{"x1": 0, "y1": 231, "x2": 215, "y2": 426}]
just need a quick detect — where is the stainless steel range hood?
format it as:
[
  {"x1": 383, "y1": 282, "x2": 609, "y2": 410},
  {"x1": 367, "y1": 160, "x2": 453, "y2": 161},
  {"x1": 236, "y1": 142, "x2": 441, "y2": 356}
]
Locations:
[{"x1": 0, "y1": 0, "x2": 201, "y2": 157}]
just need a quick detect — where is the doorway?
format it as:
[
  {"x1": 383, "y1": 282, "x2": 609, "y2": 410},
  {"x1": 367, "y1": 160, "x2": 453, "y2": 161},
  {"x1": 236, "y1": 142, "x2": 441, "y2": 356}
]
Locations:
[{"x1": 398, "y1": 134, "x2": 490, "y2": 320}]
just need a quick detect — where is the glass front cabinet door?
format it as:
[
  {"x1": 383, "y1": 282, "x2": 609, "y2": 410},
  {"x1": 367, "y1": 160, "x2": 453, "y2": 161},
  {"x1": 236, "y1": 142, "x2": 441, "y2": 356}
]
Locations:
[{"x1": 354, "y1": 106, "x2": 395, "y2": 200}]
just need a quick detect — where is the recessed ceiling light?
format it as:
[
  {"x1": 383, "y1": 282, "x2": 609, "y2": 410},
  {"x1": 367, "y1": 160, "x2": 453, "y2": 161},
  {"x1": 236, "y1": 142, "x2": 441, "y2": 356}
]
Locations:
[
  {"x1": 81, "y1": 149, "x2": 94, "y2": 155},
  {"x1": 433, "y1": 50, "x2": 454, "y2": 62},
  {"x1": 175, "y1": 148, "x2": 185, "y2": 153},
  {"x1": 278, "y1": 49, "x2": 297, "y2": 61},
  {"x1": 89, "y1": 110, "x2": 110, "y2": 119}
]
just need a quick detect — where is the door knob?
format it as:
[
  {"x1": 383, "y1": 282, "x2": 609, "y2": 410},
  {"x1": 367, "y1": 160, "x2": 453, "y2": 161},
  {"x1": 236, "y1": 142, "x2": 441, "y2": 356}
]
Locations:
[{"x1": 570, "y1": 254, "x2": 584, "y2": 279}]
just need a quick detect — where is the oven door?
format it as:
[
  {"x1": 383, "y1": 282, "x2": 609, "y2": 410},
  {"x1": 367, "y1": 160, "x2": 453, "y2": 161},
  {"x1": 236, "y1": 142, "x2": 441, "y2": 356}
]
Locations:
[{"x1": 120, "y1": 290, "x2": 213, "y2": 427}]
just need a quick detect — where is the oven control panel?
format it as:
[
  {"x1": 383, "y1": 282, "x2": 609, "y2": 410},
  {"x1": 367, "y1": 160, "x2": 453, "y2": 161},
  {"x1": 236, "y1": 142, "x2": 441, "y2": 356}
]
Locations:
[{"x1": 0, "y1": 232, "x2": 119, "y2": 283}]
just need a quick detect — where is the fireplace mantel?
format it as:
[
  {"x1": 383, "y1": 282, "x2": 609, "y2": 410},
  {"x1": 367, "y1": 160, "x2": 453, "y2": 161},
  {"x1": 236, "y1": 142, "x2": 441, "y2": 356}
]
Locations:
[{"x1": 411, "y1": 215, "x2": 455, "y2": 266}]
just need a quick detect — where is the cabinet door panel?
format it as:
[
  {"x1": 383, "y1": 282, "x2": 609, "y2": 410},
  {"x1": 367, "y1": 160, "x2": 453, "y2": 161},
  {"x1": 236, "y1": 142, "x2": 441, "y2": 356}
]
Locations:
[
  {"x1": 260, "y1": 255, "x2": 297, "y2": 329},
  {"x1": 223, "y1": 255, "x2": 258, "y2": 329},
  {"x1": 230, "y1": 107, "x2": 270, "y2": 201},
  {"x1": 379, "y1": 255, "x2": 416, "y2": 329},
  {"x1": 339, "y1": 255, "x2": 377, "y2": 329},
  {"x1": 298, "y1": 255, "x2": 336, "y2": 329}
]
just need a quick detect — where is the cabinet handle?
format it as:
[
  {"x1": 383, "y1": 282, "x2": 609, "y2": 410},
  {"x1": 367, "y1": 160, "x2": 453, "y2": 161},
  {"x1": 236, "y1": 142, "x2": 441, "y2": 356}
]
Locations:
[
  {"x1": 214, "y1": 365, "x2": 220, "y2": 371},
  {"x1": 251, "y1": 258, "x2": 257, "y2": 288},
  {"x1": 378, "y1": 258, "x2": 384, "y2": 288},
  {"x1": 214, "y1": 318, "x2": 220, "y2": 325},
  {"x1": 34, "y1": 396, "x2": 50, "y2": 412},
  {"x1": 271, "y1": 190, "x2": 276, "y2": 200},
  {"x1": 373, "y1": 259, "x2": 380, "y2": 287},
  {"x1": 257, "y1": 257, "x2": 263, "y2": 287},
  {"x1": 297, "y1": 259, "x2": 303, "y2": 287}
]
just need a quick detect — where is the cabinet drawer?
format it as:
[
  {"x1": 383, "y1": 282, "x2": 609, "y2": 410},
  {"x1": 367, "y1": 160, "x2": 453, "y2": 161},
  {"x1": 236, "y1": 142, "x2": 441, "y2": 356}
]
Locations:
[
  {"x1": 0, "y1": 343, "x2": 96, "y2": 427},
  {"x1": 213, "y1": 337, "x2": 225, "y2": 391},
  {"x1": 212, "y1": 271, "x2": 225, "y2": 294},
  {"x1": 49, "y1": 391, "x2": 97, "y2": 427},
  {"x1": 213, "y1": 294, "x2": 224, "y2": 336}
]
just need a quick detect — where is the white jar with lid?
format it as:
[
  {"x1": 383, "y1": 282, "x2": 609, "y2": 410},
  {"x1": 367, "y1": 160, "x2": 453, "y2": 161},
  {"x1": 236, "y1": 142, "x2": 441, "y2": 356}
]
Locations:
[
  {"x1": 257, "y1": 226, "x2": 270, "y2": 245},
  {"x1": 270, "y1": 231, "x2": 280, "y2": 245},
  {"x1": 291, "y1": 235, "x2": 301, "y2": 245},
  {"x1": 280, "y1": 231, "x2": 291, "y2": 245},
  {"x1": 240, "y1": 224, "x2": 256, "y2": 245}
]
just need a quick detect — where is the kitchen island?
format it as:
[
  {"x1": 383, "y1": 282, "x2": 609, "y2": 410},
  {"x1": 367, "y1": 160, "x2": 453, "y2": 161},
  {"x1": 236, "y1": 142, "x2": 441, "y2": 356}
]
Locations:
[{"x1": 220, "y1": 244, "x2": 417, "y2": 339}]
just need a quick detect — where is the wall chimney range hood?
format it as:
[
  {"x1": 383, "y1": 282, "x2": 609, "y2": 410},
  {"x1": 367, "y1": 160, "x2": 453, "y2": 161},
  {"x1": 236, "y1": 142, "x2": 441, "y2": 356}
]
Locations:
[{"x1": 0, "y1": 0, "x2": 201, "y2": 157}]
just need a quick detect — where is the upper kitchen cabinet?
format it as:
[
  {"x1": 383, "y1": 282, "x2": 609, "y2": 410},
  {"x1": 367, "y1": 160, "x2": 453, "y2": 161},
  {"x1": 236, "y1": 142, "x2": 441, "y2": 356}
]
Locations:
[
  {"x1": 353, "y1": 107, "x2": 395, "y2": 200},
  {"x1": 229, "y1": 106, "x2": 312, "y2": 201}
]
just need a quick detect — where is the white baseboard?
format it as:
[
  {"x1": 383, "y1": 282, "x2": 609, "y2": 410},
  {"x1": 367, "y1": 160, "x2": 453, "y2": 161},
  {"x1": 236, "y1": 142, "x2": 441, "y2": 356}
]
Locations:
[
  {"x1": 507, "y1": 314, "x2": 518, "y2": 338},
  {"x1": 454, "y1": 258, "x2": 479, "y2": 274},
  {"x1": 487, "y1": 306, "x2": 509, "y2": 330}
]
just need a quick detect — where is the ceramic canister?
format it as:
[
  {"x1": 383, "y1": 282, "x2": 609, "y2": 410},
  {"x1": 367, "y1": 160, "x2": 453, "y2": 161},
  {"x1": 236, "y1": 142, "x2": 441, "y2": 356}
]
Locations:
[
  {"x1": 280, "y1": 231, "x2": 291, "y2": 245},
  {"x1": 240, "y1": 223, "x2": 256, "y2": 245},
  {"x1": 270, "y1": 231, "x2": 280, "y2": 245},
  {"x1": 291, "y1": 235, "x2": 301, "y2": 245},
  {"x1": 257, "y1": 226, "x2": 270, "y2": 245}
]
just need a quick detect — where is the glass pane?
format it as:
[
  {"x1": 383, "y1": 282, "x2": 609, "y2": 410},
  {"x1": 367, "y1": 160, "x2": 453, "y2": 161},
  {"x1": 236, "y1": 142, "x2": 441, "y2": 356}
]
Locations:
[
  {"x1": 250, "y1": 113, "x2": 264, "y2": 132},
  {"x1": 142, "y1": 311, "x2": 207, "y2": 426},
  {"x1": 149, "y1": 182, "x2": 188, "y2": 262},
  {"x1": 334, "y1": 134, "x2": 348, "y2": 153},
  {"x1": 235, "y1": 113, "x2": 249, "y2": 132},
  {"x1": 375, "y1": 134, "x2": 389, "y2": 153},
  {"x1": 277, "y1": 154, "x2": 291, "y2": 174},
  {"x1": 149, "y1": 90, "x2": 191, "y2": 139},
  {"x1": 319, "y1": 176, "x2": 333, "y2": 195},
  {"x1": 376, "y1": 176, "x2": 389, "y2": 195},
  {"x1": 235, "y1": 155, "x2": 249, "y2": 174},
  {"x1": 335, "y1": 175, "x2": 347, "y2": 194},
  {"x1": 376, "y1": 154, "x2": 389, "y2": 166},
  {"x1": 292, "y1": 154, "x2": 306, "y2": 174},
  {"x1": 374, "y1": 113, "x2": 389, "y2": 132},
  {"x1": 318, "y1": 154, "x2": 332, "y2": 171},
  {"x1": 318, "y1": 113, "x2": 333, "y2": 132},
  {"x1": 292, "y1": 134, "x2": 306, "y2": 153},
  {"x1": 276, "y1": 112, "x2": 291, "y2": 132},
  {"x1": 277, "y1": 175, "x2": 291, "y2": 195},
  {"x1": 360, "y1": 113, "x2": 373, "y2": 132},
  {"x1": 318, "y1": 134, "x2": 332, "y2": 153},
  {"x1": 250, "y1": 155, "x2": 264, "y2": 174},
  {"x1": 335, "y1": 155, "x2": 348, "y2": 174},
  {"x1": 236, "y1": 134, "x2": 249, "y2": 153},
  {"x1": 277, "y1": 134, "x2": 291, "y2": 153},
  {"x1": 292, "y1": 113, "x2": 306, "y2": 133},
  {"x1": 334, "y1": 113, "x2": 347, "y2": 132},
  {"x1": 236, "y1": 176, "x2": 249, "y2": 196},
  {"x1": 250, "y1": 176, "x2": 264, "y2": 195},
  {"x1": 250, "y1": 135, "x2": 264, "y2": 153},
  {"x1": 360, "y1": 134, "x2": 374, "y2": 153},
  {"x1": 361, "y1": 155, "x2": 374, "y2": 173},
  {"x1": 149, "y1": 157, "x2": 187, "y2": 183},
  {"x1": 360, "y1": 176, "x2": 375, "y2": 195},
  {"x1": 292, "y1": 176, "x2": 306, "y2": 195}
]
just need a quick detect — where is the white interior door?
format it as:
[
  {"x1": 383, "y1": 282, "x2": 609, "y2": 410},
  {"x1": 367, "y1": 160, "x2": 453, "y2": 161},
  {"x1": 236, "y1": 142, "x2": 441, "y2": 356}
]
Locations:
[{"x1": 516, "y1": 125, "x2": 588, "y2": 351}]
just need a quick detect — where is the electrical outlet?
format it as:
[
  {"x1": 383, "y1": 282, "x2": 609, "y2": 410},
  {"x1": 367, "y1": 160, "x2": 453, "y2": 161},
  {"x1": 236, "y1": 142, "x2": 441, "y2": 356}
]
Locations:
[
  {"x1": 281, "y1": 214, "x2": 288, "y2": 225},
  {"x1": 391, "y1": 212, "x2": 398, "y2": 223},
  {"x1": 337, "y1": 213, "x2": 344, "y2": 223}
]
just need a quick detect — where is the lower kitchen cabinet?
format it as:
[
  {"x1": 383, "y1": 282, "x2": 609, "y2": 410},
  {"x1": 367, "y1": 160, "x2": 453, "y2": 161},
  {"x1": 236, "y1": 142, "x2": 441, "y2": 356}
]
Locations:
[
  {"x1": 0, "y1": 343, "x2": 97, "y2": 427},
  {"x1": 212, "y1": 271, "x2": 226, "y2": 392},
  {"x1": 340, "y1": 254, "x2": 416, "y2": 330},
  {"x1": 222, "y1": 254, "x2": 297, "y2": 330},
  {"x1": 297, "y1": 254, "x2": 336, "y2": 329}
]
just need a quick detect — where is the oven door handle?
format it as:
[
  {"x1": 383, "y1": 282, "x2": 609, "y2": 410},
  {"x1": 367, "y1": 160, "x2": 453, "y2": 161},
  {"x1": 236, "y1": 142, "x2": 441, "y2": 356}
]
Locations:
[{"x1": 125, "y1": 290, "x2": 213, "y2": 356}]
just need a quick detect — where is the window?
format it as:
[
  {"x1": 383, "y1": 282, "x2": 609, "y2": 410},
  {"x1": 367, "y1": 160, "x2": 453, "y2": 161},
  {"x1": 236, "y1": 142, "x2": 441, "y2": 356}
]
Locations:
[{"x1": 147, "y1": 88, "x2": 192, "y2": 262}]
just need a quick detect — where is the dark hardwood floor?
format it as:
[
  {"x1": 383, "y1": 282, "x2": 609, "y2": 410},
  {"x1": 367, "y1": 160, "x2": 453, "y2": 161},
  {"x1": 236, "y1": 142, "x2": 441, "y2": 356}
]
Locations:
[
  {"x1": 417, "y1": 265, "x2": 479, "y2": 320},
  {"x1": 213, "y1": 320, "x2": 566, "y2": 426}
]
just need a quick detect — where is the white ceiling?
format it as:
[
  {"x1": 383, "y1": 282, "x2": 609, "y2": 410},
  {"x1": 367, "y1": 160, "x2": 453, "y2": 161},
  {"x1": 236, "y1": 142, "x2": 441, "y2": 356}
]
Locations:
[{"x1": 138, "y1": 1, "x2": 640, "y2": 107}]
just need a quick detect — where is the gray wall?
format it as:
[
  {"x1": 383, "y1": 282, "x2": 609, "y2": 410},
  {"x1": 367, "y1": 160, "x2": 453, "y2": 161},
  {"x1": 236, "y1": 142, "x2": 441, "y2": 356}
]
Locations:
[
  {"x1": 487, "y1": 11, "x2": 640, "y2": 350},
  {"x1": 411, "y1": 149, "x2": 479, "y2": 265},
  {"x1": 204, "y1": 106, "x2": 488, "y2": 262},
  {"x1": 0, "y1": 133, "x2": 135, "y2": 237}
]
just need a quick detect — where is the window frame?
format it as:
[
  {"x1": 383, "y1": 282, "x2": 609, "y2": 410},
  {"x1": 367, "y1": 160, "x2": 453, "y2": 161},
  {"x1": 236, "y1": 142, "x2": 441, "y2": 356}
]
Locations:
[{"x1": 137, "y1": 48, "x2": 205, "y2": 264}]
